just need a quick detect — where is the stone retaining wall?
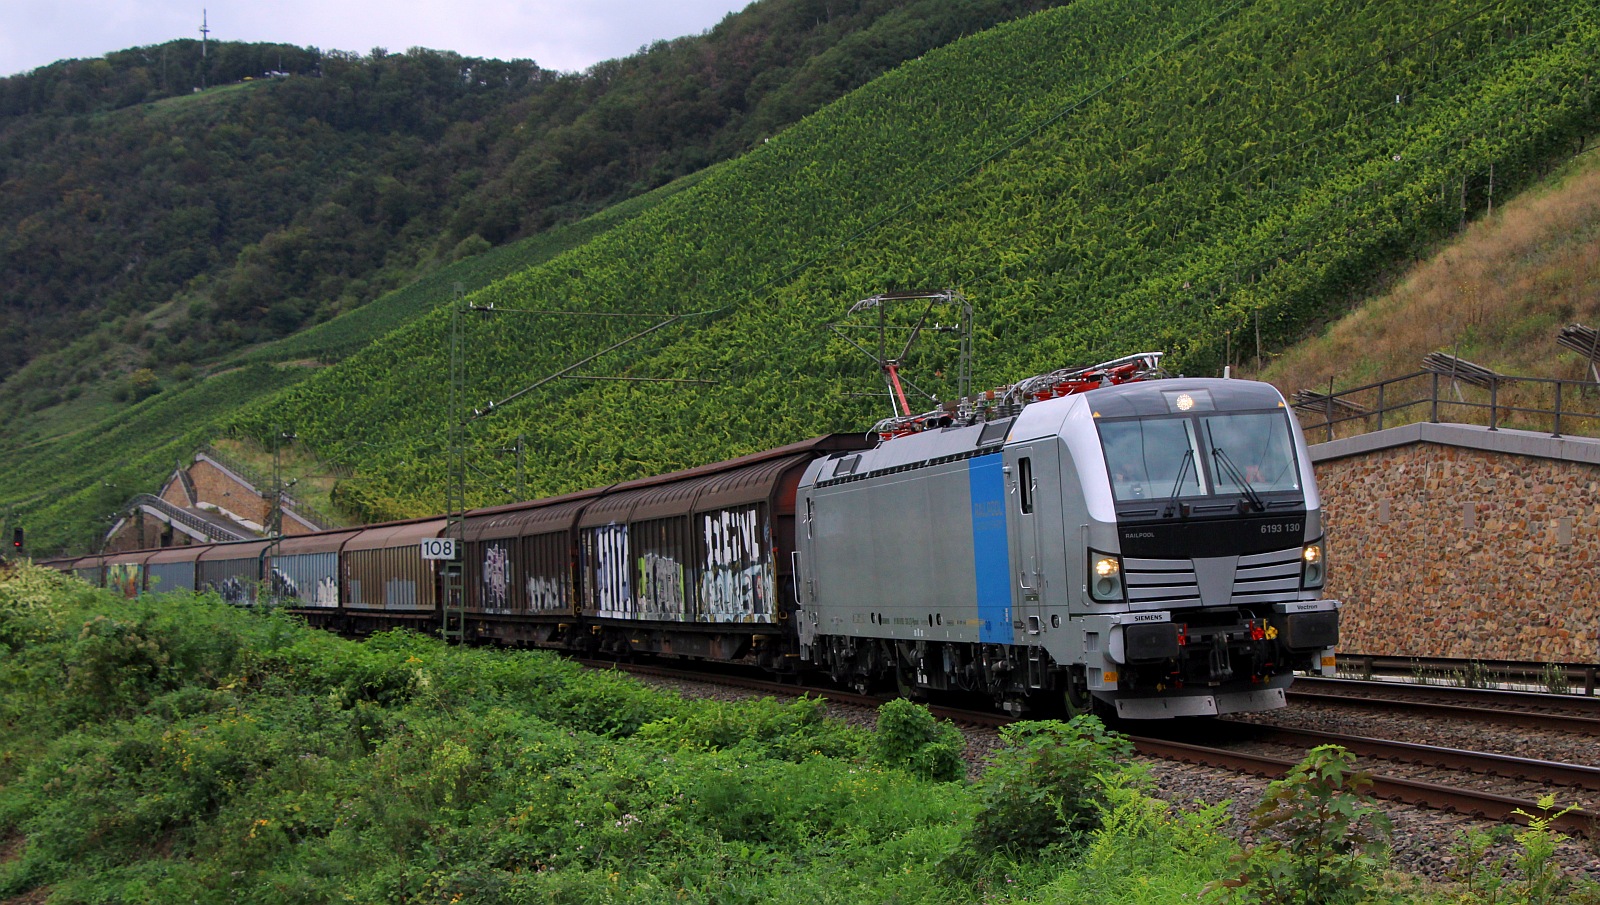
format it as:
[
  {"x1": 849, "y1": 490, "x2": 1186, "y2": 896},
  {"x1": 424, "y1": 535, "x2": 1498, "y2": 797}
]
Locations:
[
  {"x1": 1311, "y1": 423, "x2": 1600, "y2": 664},
  {"x1": 189, "y1": 457, "x2": 268, "y2": 529}
]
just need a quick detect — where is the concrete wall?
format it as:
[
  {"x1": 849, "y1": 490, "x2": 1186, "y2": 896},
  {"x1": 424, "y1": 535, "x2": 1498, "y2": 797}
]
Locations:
[{"x1": 1311, "y1": 423, "x2": 1600, "y2": 664}]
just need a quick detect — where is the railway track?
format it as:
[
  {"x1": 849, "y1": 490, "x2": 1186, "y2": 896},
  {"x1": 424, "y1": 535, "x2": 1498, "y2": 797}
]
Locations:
[
  {"x1": 1132, "y1": 735, "x2": 1598, "y2": 838},
  {"x1": 1290, "y1": 676, "x2": 1600, "y2": 733},
  {"x1": 583, "y1": 659, "x2": 1600, "y2": 838}
]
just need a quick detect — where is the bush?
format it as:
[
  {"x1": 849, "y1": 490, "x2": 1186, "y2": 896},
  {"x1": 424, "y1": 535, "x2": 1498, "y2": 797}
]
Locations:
[
  {"x1": 872, "y1": 698, "x2": 966, "y2": 782},
  {"x1": 636, "y1": 694, "x2": 864, "y2": 762},
  {"x1": 1208, "y1": 744, "x2": 1391, "y2": 905},
  {"x1": 1034, "y1": 770, "x2": 1237, "y2": 903},
  {"x1": 966, "y1": 716, "x2": 1134, "y2": 857},
  {"x1": 129, "y1": 367, "x2": 160, "y2": 401},
  {"x1": 0, "y1": 561, "x2": 78, "y2": 649},
  {"x1": 451, "y1": 233, "x2": 492, "y2": 261}
]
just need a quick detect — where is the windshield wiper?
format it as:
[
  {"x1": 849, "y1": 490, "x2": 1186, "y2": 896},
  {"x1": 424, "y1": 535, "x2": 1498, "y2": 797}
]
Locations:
[
  {"x1": 1211, "y1": 446, "x2": 1265, "y2": 512},
  {"x1": 1163, "y1": 449, "x2": 1194, "y2": 519}
]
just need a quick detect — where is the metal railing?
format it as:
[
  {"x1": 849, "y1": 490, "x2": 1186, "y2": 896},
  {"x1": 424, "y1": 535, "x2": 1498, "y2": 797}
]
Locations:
[
  {"x1": 1290, "y1": 370, "x2": 1600, "y2": 444},
  {"x1": 128, "y1": 493, "x2": 252, "y2": 543}
]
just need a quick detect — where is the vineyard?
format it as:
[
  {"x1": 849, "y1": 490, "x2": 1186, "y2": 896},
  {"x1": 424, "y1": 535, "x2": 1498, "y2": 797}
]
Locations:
[
  {"x1": 7, "y1": 0, "x2": 1600, "y2": 546},
  {"x1": 229, "y1": 171, "x2": 713, "y2": 370},
  {"x1": 232, "y1": 0, "x2": 1600, "y2": 521}
]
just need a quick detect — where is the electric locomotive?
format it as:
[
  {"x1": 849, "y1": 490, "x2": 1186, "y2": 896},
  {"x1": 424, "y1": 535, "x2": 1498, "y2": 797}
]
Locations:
[{"x1": 795, "y1": 354, "x2": 1339, "y2": 718}]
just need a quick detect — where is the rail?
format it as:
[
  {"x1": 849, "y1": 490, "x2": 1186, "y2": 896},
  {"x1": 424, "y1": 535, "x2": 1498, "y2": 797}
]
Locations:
[
  {"x1": 1330, "y1": 655, "x2": 1600, "y2": 695},
  {"x1": 127, "y1": 493, "x2": 252, "y2": 543},
  {"x1": 1290, "y1": 369, "x2": 1600, "y2": 444}
]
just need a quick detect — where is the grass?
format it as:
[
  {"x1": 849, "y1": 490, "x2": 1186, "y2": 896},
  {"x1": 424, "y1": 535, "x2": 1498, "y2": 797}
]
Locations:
[{"x1": 1261, "y1": 139, "x2": 1600, "y2": 404}]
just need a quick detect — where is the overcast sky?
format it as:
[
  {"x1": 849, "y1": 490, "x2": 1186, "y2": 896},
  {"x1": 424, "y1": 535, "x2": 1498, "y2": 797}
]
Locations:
[{"x1": 2, "y1": 1, "x2": 756, "y2": 79}]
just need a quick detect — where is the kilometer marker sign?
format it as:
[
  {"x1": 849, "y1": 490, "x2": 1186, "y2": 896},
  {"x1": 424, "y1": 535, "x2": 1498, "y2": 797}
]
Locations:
[{"x1": 419, "y1": 538, "x2": 458, "y2": 560}]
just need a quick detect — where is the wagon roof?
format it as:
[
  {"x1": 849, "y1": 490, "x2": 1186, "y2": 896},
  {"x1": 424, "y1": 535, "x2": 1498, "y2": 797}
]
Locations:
[
  {"x1": 272, "y1": 529, "x2": 364, "y2": 556},
  {"x1": 145, "y1": 546, "x2": 212, "y2": 564},
  {"x1": 197, "y1": 539, "x2": 273, "y2": 562},
  {"x1": 344, "y1": 518, "x2": 448, "y2": 553}
]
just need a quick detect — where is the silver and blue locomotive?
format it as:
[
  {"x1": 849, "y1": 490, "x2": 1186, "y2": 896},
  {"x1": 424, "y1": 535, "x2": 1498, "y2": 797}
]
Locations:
[{"x1": 795, "y1": 354, "x2": 1339, "y2": 718}]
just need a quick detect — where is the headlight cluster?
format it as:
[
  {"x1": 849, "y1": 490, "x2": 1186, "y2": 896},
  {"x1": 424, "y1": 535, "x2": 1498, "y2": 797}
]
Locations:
[
  {"x1": 1089, "y1": 551, "x2": 1125, "y2": 601},
  {"x1": 1301, "y1": 541, "x2": 1325, "y2": 589}
]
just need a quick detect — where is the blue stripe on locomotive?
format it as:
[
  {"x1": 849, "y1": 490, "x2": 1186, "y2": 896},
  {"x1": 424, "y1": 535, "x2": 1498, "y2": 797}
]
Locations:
[{"x1": 968, "y1": 454, "x2": 1011, "y2": 644}]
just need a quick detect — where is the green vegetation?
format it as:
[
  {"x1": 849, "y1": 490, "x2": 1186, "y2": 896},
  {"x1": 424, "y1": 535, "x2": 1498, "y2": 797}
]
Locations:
[
  {"x1": 1210, "y1": 745, "x2": 1392, "y2": 905},
  {"x1": 2, "y1": 0, "x2": 1088, "y2": 547},
  {"x1": 1259, "y1": 134, "x2": 1600, "y2": 400},
  {"x1": 0, "y1": 0, "x2": 1069, "y2": 408},
  {"x1": 227, "y1": 169, "x2": 714, "y2": 369},
  {"x1": 214, "y1": 0, "x2": 1600, "y2": 525},
  {"x1": 871, "y1": 697, "x2": 968, "y2": 782},
  {"x1": 0, "y1": 172, "x2": 710, "y2": 551},
  {"x1": 0, "y1": 563, "x2": 1214, "y2": 903},
  {"x1": 4, "y1": 563, "x2": 1595, "y2": 903},
  {"x1": 5, "y1": 0, "x2": 1599, "y2": 543},
  {"x1": 0, "y1": 363, "x2": 308, "y2": 554}
]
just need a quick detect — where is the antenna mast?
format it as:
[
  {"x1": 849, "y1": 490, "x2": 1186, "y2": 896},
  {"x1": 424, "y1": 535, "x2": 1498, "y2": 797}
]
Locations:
[{"x1": 199, "y1": 9, "x2": 210, "y2": 89}]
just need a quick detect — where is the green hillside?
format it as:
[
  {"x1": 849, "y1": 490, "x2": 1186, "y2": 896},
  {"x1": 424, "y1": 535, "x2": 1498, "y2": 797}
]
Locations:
[
  {"x1": 10, "y1": 0, "x2": 1600, "y2": 550},
  {"x1": 234, "y1": 0, "x2": 1598, "y2": 521},
  {"x1": 227, "y1": 169, "x2": 714, "y2": 369},
  {"x1": 0, "y1": 177, "x2": 705, "y2": 553},
  {"x1": 1260, "y1": 136, "x2": 1600, "y2": 394},
  {"x1": 0, "y1": 0, "x2": 1067, "y2": 413}
]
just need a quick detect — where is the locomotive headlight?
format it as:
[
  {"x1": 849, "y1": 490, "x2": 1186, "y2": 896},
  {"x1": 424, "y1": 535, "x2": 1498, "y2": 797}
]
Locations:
[
  {"x1": 1089, "y1": 551, "x2": 1125, "y2": 601},
  {"x1": 1300, "y1": 541, "x2": 1326, "y2": 589}
]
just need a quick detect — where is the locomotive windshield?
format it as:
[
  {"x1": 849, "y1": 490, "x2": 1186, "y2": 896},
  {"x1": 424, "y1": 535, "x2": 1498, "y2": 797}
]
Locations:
[{"x1": 1098, "y1": 409, "x2": 1300, "y2": 504}]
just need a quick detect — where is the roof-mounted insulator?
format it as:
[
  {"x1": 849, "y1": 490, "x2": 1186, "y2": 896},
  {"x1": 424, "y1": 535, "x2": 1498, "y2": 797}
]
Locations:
[{"x1": 871, "y1": 352, "x2": 1167, "y2": 442}]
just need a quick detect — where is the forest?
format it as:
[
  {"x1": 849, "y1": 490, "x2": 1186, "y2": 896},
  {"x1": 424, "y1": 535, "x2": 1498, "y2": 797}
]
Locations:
[{"x1": 0, "y1": 0, "x2": 1066, "y2": 406}]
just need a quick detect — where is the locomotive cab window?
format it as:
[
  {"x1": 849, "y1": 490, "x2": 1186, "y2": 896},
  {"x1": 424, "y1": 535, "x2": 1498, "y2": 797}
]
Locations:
[
  {"x1": 1097, "y1": 408, "x2": 1301, "y2": 505},
  {"x1": 1200, "y1": 412, "x2": 1300, "y2": 494},
  {"x1": 1018, "y1": 457, "x2": 1034, "y2": 514},
  {"x1": 1098, "y1": 417, "x2": 1204, "y2": 502}
]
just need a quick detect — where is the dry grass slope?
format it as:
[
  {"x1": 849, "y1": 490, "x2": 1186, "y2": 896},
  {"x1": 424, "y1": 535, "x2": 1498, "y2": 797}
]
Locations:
[{"x1": 1263, "y1": 144, "x2": 1600, "y2": 396}]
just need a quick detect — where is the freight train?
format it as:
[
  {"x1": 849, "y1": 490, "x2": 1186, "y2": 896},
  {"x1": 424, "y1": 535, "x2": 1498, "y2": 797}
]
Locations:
[{"x1": 55, "y1": 354, "x2": 1338, "y2": 718}]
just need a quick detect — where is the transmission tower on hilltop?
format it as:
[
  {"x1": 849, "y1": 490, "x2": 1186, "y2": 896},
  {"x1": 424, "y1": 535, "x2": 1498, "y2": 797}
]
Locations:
[{"x1": 198, "y1": 9, "x2": 210, "y2": 89}]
